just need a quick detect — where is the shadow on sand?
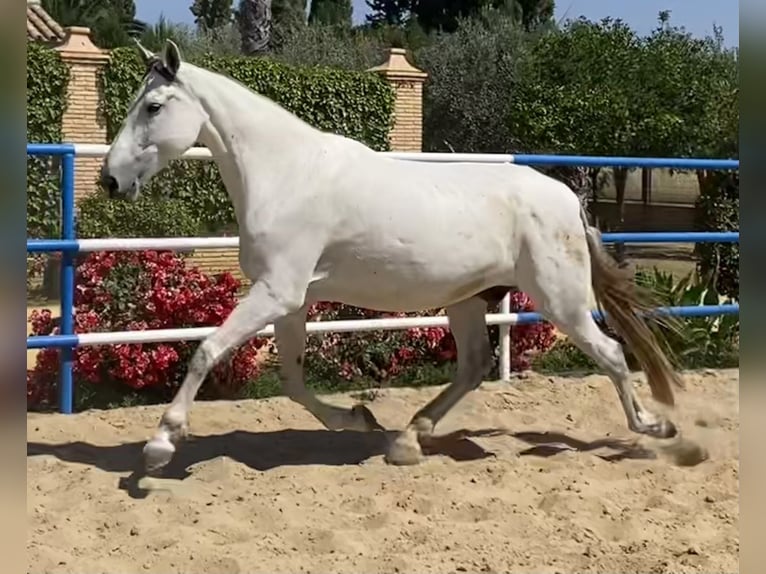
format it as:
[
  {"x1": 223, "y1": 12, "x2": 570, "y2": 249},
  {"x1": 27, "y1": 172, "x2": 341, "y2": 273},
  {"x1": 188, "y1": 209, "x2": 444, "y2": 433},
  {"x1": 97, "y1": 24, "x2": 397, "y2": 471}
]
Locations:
[{"x1": 28, "y1": 427, "x2": 655, "y2": 499}]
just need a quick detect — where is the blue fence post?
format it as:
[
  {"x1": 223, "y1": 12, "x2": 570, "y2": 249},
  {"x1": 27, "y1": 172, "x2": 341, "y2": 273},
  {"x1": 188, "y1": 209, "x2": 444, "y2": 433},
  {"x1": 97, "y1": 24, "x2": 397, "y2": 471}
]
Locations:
[{"x1": 59, "y1": 152, "x2": 76, "y2": 414}]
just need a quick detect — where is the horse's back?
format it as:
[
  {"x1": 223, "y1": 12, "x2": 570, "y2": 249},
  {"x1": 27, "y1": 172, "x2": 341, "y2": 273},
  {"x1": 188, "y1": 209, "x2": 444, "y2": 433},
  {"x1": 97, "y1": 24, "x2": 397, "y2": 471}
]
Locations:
[{"x1": 303, "y1": 144, "x2": 585, "y2": 310}]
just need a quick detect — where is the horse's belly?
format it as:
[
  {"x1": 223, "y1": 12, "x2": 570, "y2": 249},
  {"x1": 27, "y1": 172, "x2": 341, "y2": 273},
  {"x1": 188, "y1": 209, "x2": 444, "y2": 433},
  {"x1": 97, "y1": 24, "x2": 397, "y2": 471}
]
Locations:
[{"x1": 307, "y1": 247, "x2": 514, "y2": 312}]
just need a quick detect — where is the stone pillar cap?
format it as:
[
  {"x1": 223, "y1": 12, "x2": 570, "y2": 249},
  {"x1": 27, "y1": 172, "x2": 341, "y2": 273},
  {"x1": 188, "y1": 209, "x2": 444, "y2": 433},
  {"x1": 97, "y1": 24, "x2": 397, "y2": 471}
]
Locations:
[
  {"x1": 55, "y1": 26, "x2": 110, "y2": 60},
  {"x1": 368, "y1": 48, "x2": 427, "y2": 80}
]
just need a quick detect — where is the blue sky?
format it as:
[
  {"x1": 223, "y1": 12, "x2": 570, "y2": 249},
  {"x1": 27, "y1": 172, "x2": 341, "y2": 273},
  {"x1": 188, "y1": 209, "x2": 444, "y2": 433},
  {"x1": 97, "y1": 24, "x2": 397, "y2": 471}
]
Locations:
[{"x1": 135, "y1": 0, "x2": 739, "y2": 47}]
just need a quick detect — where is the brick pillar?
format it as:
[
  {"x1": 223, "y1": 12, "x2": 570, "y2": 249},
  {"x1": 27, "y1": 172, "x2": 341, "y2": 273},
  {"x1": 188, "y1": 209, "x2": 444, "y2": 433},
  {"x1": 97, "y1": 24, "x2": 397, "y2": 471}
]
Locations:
[
  {"x1": 368, "y1": 48, "x2": 427, "y2": 152},
  {"x1": 55, "y1": 27, "x2": 110, "y2": 202}
]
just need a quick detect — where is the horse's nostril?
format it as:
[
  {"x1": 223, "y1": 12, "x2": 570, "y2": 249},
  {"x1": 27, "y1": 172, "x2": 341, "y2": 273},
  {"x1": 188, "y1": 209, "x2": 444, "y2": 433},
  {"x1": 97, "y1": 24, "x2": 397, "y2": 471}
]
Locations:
[{"x1": 101, "y1": 175, "x2": 119, "y2": 197}]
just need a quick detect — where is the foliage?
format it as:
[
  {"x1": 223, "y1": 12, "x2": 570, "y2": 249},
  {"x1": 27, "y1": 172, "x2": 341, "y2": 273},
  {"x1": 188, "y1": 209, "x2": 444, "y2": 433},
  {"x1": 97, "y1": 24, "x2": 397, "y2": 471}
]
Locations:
[
  {"x1": 309, "y1": 0, "x2": 353, "y2": 27},
  {"x1": 639, "y1": 17, "x2": 738, "y2": 159},
  {"x1": 634, "y1": 267, "x2": 739, "y2": 369},
  {"x1": 531, "y1": 338, "x2": 598, "y2": 374},
  {"x1": 415, "y1": 10, "x2": 531, "y2": 154},
  {"x1": 26, "y1": 43, "x2": 69, "y2": 240},
  {"x1": 301, "y1": 291, "x2": 555, "y2": 390},
  {"x1": 76, "y1": 193, "x2": 203, "y2": 239},
  {"x1": 302, "y1": 303, "x2": 458, "y2": 392},
  {"x1": 364, "y1": 0, "x2": 553, "y2": 34},
  {"x1": 273, "y1": 22, "x2": 431, "y2": 71},
  {"x1": 42, "y1": 0, "x2": 147, "y2": 48},
  {"x1": 190, "y1": 0, "x2": 234, "y2": 31},
  {"x1": 695, "y1": 171, "x2": 738, "y2": 300},
  {"x1": 365, "y1": 0, "x2": 412, "y2": 27},
  {"x1": 510, "y1": 17, "x2": 643, "y2": 157},
  {"x1": 533, "y1": 266, "x2": 739, "y2": 373},
  {"x1": 508, "y1": 13, "x2": 740, "y2": 259},
  {"x1": 99, "y1": 47, "x2": 395, "y2": 233},
  {"x1": 507, "y1": 291, "x2": 558, "y2": 369},
  {"x1": 27, "y1": 251, "x2": 267, "y2": 411},
  {"x1": 139, "y1": 17, "x2": 242, "y2": 57},
  {"x1": 640, "y1": 17, "x2": 738, "y2": 296},
  {"x1": 271, "y1": 0, "x2": 309, "y2": 48},
  {"x1": 27, "y1": 43, "x2": 70, "y2": 286},
  {"x1": 514, "y1": 0, "x2": 555, "y2": 31}
]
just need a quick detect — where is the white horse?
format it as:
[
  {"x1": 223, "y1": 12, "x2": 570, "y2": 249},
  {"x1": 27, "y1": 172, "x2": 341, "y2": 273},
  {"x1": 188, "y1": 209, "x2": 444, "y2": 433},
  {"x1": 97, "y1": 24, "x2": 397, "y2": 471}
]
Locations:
[{"x1": 100, "y1": 40, "x2": 683, "y2": 473}]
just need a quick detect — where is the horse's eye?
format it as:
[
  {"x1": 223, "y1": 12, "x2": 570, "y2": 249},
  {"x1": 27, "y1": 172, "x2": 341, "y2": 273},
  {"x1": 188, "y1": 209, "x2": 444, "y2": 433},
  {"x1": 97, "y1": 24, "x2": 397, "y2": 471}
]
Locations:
[{"x1": 146, "y1": 102, "x2": 162, "y2": 114}]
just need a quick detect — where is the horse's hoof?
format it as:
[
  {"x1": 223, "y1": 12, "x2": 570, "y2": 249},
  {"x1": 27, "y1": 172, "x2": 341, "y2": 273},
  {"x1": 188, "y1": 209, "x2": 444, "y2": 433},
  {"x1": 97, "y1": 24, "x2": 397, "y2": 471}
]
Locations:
[
  {"x1": 143, "y1": 436, "x2": 176, "y2": 473},
  {"x1": 384, "y1": 430, "x2": 423, "y2": 466},
  {"x1": 350, "y1": 404, "x2": 385, "y2": 432},
  {"x1": 649, "y1": 419, "x2": 678, "y2": 440}
]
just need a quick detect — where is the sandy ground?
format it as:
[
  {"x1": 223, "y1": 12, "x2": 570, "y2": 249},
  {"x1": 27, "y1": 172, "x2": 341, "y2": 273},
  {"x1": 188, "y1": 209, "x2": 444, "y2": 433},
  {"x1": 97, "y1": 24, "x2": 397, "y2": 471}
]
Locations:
[{"x1": 28, "y1": 369, "x2": 738, "y2": 574}]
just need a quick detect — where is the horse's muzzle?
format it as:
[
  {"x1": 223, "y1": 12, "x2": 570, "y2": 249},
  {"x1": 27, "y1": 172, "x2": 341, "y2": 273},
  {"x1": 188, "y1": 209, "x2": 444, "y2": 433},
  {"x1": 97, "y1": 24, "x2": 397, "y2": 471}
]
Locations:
[{"x1": 99, "y1": 171, "x2": 120, "y2": 198}]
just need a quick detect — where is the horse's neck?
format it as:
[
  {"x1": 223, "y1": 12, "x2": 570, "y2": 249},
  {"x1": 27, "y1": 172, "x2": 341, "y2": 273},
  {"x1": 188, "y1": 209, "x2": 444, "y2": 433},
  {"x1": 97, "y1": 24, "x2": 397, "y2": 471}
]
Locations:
[{"x1": 182, "y1": 64, "x2": 322, "y2": 212}]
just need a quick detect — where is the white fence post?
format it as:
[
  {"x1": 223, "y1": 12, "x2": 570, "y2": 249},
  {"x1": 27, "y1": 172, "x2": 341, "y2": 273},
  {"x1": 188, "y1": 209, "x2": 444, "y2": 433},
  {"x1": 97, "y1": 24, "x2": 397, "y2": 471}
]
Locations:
[{"x1": 499, "y1": 292, "x2": 511, "y2": 381}]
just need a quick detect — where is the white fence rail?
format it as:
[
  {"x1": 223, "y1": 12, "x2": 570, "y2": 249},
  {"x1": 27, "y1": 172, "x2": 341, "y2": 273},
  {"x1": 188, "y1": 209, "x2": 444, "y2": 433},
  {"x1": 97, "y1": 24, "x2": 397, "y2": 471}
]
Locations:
[
  {"x1": 68, "y1": 143, "x2": 520, "y2": 381},
  {"x1": 31, "y1": 144, "x2": 741, "y2": 393}
]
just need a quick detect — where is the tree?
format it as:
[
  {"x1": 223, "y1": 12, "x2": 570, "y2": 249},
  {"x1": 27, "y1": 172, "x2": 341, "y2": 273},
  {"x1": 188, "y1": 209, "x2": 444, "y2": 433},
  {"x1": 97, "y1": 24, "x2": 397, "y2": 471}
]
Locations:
[
  {"x1": 190, "y1": 0, "x2": 234, "y2": 31},
  {"x1": 42, "y1": 0, "x2": 147, "y2": 48},
  {"x1": 139, "y1": 16, "x2": 242, "y2": 56},
  {"x1": 514, "y1": 0, "x2": 554, "y2": 31},
  {"x1": 635, "y1": 14, "x2": 738, "y2": 296},
  {"x1": 365, "y1": 0, "x2": 411, "y2": 26},
  {"x1": 271, "y1": 0, "x2": 307, "y2": 47},
  {"x1": 638, "y1": 17, "x2": 738, "y2": 162},
  {"x1": 508, "y1": 16, "x2": 648, "y2": 256},
  {"x1": 235, "y1": 0, "x2": 272, "y2": 53},
  {"x1": 416, "y1": 9, "x2": 531, "y2": 152},
  {"x1": 364, "y1": 0, "x2": 554, "y2": 33},
  {"x1": 309, "y1": 0, "x2": 352, "y2": 27}
]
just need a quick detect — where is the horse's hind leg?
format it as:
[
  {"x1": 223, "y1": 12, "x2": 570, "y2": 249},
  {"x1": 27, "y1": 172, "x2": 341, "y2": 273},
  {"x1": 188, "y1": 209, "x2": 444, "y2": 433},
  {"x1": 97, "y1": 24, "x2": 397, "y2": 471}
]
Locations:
[
  {"x1": 274, "y1": 307, "x2": 384, "y2": 432},
  {"x1": 547, "y1": 308, "x2": 674, "y2": 436},
  {"x1": 516, "y1": 242, "x2": 677, "y2": 439},
  {"x1": 385, "y1": 296, "x2": 492, "y2": 465}
]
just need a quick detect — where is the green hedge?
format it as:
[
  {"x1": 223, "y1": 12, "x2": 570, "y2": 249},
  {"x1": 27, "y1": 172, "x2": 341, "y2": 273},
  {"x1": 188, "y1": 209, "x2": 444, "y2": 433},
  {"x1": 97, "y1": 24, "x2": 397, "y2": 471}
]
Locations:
[
  {"x1": 100, "y1": 48, "x2": 396, "y2": 233},
  {"x1": 76, "y1": 192, "x2": 203, "y2": 239},
  {"x1": 27, "y1": 42, "x2": 70, "y2": 239}
]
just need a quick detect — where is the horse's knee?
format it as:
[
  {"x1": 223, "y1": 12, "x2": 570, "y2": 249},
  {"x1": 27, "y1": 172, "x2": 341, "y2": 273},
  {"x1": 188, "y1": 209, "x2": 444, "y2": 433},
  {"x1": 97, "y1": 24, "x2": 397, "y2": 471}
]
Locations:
[{"x1": 191, "y1": 341, "x2": 216, "y2": 374}]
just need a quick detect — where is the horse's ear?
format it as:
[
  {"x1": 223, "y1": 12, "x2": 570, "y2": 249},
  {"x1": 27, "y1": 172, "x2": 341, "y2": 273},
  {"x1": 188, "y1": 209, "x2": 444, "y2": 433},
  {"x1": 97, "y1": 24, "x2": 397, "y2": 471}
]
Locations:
[
  {"x1": 162, "y1": 39, "x2": 182, "y2": 79},
  {"x1": 133, "y1": 38, "x2": 155, "y2": 67}
]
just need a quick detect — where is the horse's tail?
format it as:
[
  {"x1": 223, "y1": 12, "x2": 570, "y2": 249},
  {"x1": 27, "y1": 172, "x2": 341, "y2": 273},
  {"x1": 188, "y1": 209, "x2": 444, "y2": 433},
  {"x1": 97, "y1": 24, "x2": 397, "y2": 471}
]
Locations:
[{"x1": 579, "y1": 206, "x2": 684, "y2": 406}]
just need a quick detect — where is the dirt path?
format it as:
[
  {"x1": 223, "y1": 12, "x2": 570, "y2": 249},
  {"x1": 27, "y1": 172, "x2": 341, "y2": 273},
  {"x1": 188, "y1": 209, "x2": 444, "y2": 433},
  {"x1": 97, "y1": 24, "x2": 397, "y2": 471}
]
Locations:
[{"x1": 27, "y1": 369, "x2": 738, "y2": 574}]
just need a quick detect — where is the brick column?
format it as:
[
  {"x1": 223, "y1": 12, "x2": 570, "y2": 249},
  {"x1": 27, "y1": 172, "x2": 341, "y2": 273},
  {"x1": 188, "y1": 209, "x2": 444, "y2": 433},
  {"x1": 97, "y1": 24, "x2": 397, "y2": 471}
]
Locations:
[
  {"x1": 55, "y1": 27, "x2": 110, "y2": 202},
  {"x1": 368, "y1": 48, "x2": 427, "y2": 152}
]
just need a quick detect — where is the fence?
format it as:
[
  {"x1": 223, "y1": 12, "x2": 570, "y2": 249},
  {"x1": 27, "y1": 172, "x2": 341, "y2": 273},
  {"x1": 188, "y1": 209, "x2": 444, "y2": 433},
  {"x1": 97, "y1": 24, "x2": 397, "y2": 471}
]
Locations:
[{"x1": 26, "y1": 143, "x2": 740, "y2": 414}]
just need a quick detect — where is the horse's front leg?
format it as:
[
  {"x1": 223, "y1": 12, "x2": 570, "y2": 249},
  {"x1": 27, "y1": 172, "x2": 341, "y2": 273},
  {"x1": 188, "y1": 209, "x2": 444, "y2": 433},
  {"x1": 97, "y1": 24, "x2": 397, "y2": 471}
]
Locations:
[
  {"x1": 142, "y1": 277, "x2": 306, "y2": 473},
  {"x1": 274, "y1": 307, "x2": 384, "y2": 432}
]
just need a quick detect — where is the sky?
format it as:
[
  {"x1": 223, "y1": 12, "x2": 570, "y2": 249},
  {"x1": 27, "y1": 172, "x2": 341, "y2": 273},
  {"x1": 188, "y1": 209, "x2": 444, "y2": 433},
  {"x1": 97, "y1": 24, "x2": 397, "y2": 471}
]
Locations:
[{"x1": 134, "y1": 0, "x2": 739, "y2": 47}]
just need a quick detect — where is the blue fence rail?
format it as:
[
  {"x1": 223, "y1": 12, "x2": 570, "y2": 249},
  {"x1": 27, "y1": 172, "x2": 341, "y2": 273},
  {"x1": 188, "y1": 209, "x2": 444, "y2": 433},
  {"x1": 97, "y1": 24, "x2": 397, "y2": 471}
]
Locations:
[{"x1": 27, "y1": 144, "x2": 740, "y2": 414}]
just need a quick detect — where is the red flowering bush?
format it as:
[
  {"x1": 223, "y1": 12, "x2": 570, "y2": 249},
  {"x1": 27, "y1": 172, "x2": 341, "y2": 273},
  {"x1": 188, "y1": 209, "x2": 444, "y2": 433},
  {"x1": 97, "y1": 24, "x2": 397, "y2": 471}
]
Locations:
[
  {"x1": 27, "y1": 250, "x2": 267, "y2": 411},
  {"x1": 27, "y1": 249, "x2": 556, "y2": 410},
  {"x1": 505, "y1": 291, "x2": 558, "y2": 370},
  {"x1": 302, "y1": 290, "x2": 556, "y2": 388}
]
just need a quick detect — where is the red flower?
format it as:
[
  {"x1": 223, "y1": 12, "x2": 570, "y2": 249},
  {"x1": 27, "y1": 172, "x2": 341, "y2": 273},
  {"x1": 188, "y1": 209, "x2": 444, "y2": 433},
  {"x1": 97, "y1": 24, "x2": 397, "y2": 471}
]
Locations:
[{"x1": 27, "y1": 250, "x2": 266, "y2": 409}]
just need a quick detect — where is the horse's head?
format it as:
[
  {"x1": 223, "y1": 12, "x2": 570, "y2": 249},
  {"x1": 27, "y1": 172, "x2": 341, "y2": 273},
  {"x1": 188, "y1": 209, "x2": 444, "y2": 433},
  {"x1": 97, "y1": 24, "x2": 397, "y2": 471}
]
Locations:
[{"x1": 99, "y1": 39, "x2": 208, "y2": 200}]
